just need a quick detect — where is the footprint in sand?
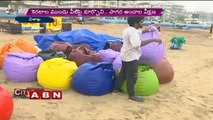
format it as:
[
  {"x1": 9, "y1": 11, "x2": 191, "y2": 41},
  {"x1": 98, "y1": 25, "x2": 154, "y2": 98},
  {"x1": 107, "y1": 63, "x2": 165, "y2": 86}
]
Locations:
[
  {"x1": 42, "y1": 101, "x2": 58, "y2": 108},
  {"x1": 14, "y1": 115, "x2": 37, "y2": 120},
  {"x1": 45, "y1": 112, "x2": 68, "y2": 120}
]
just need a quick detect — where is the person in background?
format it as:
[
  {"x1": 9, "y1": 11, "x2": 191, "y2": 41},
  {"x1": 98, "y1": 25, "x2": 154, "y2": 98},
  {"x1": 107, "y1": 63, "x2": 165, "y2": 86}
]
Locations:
[
  {"x1": 209, "y1": 23, "x2": 213, "y2": 39},
  {"x1": 157, "y1": 21, "x2": 161, "y2": 32},
  {"x1": 113, "y1": 17, "x2": 162, "y2": 103}
]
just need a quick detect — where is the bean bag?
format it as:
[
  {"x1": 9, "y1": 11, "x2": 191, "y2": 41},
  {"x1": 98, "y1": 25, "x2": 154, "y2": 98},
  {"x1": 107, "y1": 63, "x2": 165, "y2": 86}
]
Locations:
[
  {"x1": 38, "y1": 49, "x2": 66, "y2": 61},
  {"x1": 3, "y1": 52, "x2": 43, "y2": 82},
  {"x1": 37, "y1": 58, "x2": 78, "y2": 89},
  {"x1": 14, "y1": 39, "x2": 37, "y2": 54},
  {"x1": 49, "y1": 41, "x2": 71, "y2": 53},
  {"x1": 98, "y1": 49, "x2": 119, "y2": 63},
  {"x1": 68, "y1": 45, "x2": 101, "y2": 66},
  {"x1": 0, "y1": 44, "x2": 23, "y2": 69},
  {"x1": 121, "y1": 65, "x2": 159, "y2": 96},
  {"x1": 152, "y1": 57, "x2": 174, "y2": 84},
  {"x1": 170, "y1": 36, "x2": 186, "y2": 49},
  {"x1": 72, "y1": 62, "x2": 115, "y2": 96},
  {"x1": 108, "y1": 42, "x2": 122, "y2": 52},
  {"x1": 112, "y1": 55, "x2": 122, "y2": 70},
  {"x1": 66, "y1": 44, "x2": 92, "y2": 56},
  {"x1": 0, "y1": 86, "x2": 14, "y2": 120},
  {"x1": 49, "y1": 43, "x2": 91, "y2": 56},
  {"x1": 139, "y1": 32, "x2": 165, "y2": 66}
]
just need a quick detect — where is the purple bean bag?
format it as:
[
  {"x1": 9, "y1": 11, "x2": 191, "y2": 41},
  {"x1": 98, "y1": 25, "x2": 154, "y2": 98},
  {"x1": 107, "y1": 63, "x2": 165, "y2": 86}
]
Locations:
[
  {"x1": 139, "y1": 31, "x2": 165, "y2": 66},
  {"x1": 98, "y1": 49, "x2": 119, "y2": 63},
  {"x1": 112, "y1": 55, "x2": 122, "y2": 70},
  {"x1": 3, "y1": 52, "x2": 43, "y2": 82}
]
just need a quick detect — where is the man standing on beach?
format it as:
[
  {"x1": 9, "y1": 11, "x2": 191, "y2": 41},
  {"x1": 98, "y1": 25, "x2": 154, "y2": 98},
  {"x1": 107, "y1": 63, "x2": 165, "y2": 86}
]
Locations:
[
  {"x1": 209, "y1": 23, "x2": 213, "y2": 39},
  {"x1": 157, "y1": 21, "x2": 161, "y2": 32},
  {"x1": 113, "y1": 17, "x2": 162, "y2": 102}
]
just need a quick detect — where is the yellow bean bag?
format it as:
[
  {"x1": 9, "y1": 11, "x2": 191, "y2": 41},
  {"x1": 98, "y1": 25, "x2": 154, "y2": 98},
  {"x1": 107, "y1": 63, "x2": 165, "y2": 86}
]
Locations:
[{"x1": 37, "y1": 58, "x2": 78, "y2": 90}]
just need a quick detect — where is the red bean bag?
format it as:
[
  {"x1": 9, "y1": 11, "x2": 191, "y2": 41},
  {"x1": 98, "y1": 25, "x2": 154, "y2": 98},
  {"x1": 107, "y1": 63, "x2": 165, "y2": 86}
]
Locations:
[
  {"x1": 14, "y1": 39, "x2": 37, "y2": 54},
  {"x1": 0, "y1": 86, "x2": 14, "y2": 120},
  {"x1": 0, "y1": 43, "x2": 23, "y2": 69},
  {"x1": 152, "y1": 57, "x2": 174, "y2": 84},
  {"x1": 68, "y1": 45, "x2": 101, "y2": 66}
]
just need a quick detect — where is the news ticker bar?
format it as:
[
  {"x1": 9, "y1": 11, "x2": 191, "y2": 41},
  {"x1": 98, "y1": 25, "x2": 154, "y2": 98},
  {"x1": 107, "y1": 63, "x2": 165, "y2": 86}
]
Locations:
[{"x1": 19, "y1": 8, "x2": 164, "y2": 17}]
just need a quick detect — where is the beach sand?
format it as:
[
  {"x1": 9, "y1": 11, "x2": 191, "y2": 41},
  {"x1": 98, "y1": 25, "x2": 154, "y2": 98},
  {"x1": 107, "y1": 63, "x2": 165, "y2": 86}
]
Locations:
[{"x1": 1, "y1": 24, "x2": 213, "y2": 120}]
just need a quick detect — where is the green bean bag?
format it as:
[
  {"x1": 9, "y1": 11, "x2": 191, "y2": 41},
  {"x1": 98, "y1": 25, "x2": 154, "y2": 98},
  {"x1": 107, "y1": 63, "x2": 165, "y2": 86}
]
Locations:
[
  {"x1": 121, "y1": 65, "x2": 159, "y2": 96},
  {"x1": 170, "y1": 36, "x2": 186, "y2": 49}
]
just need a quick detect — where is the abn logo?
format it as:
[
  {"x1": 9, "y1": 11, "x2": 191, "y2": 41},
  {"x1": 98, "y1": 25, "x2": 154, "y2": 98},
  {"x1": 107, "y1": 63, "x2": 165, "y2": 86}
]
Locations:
[{"x1": 29, "y1": 90, "x2": 62, "y2": 100}]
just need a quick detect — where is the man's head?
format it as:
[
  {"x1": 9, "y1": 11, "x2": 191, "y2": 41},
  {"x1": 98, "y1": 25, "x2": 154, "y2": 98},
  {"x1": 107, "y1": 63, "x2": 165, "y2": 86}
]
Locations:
[{"x1": 127, "y1": 17, "x2": 144, "y2": 29}]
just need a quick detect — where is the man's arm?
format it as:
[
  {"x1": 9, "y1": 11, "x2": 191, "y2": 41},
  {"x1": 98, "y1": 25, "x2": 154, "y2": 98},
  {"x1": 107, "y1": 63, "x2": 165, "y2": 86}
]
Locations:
[{"x1": 140, "y1": 38, "x2": 162, "y2": 47}]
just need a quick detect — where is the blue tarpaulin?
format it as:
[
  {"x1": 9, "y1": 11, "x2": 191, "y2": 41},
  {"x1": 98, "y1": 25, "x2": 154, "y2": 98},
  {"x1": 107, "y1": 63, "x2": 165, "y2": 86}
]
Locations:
[{"x1": 34, "y1": 29, "x2": 122, "y2": 51}]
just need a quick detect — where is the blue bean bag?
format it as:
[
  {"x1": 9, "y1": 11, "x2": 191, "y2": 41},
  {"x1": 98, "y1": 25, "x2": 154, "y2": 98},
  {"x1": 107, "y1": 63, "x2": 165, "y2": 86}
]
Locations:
[{"x1": 72, "y1": 62, "x2": 115, "y2": 96}]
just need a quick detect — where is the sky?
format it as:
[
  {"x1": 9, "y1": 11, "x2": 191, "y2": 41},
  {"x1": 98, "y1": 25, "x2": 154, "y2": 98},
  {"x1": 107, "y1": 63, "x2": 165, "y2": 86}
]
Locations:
[{"x1": 174, "y1": 1, "x2": 213, "y2": 13}]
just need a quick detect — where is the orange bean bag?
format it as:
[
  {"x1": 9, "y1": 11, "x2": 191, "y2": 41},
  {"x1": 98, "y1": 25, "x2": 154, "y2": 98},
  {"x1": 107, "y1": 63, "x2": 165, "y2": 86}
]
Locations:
[
  {"x1": 152, "y1": 57, "x2": 174, "y2": 84},
  {"x1": 14, "y1": 39, "x2": 37, "y2": 54},
  {"x1": 0, "y1": 43, "x2": 22, "y2": 69}
]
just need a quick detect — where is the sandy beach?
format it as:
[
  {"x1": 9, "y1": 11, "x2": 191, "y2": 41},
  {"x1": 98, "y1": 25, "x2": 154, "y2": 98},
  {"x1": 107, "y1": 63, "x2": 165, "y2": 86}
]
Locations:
[{"x1": 1, "y1": 23, "x2": 213, "y2": 120}]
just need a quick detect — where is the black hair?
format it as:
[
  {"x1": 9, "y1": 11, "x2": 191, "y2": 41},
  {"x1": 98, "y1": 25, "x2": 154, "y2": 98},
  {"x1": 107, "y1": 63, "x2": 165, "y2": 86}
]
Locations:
[{"x1": 127, "y1": 17, "x2": 144, "y2": 27}]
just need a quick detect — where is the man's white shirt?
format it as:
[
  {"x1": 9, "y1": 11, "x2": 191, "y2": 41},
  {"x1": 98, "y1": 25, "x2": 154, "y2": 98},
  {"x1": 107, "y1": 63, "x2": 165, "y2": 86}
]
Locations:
[{"x1": 120, "y1": 27, "x2": 142, "y2": 62}]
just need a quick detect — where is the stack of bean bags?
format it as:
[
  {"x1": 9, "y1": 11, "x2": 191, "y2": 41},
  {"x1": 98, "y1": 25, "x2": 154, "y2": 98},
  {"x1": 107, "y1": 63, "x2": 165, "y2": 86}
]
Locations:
[
  {"x1": 0, "y1": 86, "x2": 13, "y2": 120},
  {"x1": 0, "y1": 43, "x2": 22, "y2": 69},
  {"x1": 34, "y1": 29, "x2": 123, "y2": 51},
  {"x1": 99, "y1": 30, "x2": 174, "y2": 84},
  {"x1": 39, "y1": 41, "x2": 101, "y2": 67},
  {"x1": 0, "y1": 39, "x2": 38, "y2": 69},
  {"x1": 139, "y1": 30, "x2": 174, "y2": 84}
]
